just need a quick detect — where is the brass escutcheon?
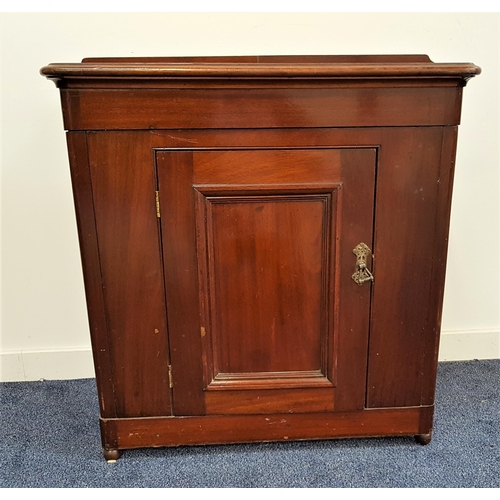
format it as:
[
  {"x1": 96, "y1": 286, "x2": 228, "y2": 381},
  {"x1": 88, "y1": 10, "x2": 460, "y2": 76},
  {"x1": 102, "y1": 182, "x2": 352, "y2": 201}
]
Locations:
[{"x1": 352, "y1": 242, "x2": 374, "y2": 286}]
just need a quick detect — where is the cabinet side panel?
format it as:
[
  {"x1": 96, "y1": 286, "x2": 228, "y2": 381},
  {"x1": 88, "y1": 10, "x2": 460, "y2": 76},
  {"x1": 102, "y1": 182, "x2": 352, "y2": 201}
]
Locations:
[
  {"x1": 66, "y1": 132, "x2": 117, "y2": 418},
  {"x1": 367, "y1": 128, "x2": 444, "y2": 408},
  {"x1": 420, "y1": 127, "x2": 459, "y2": 405},
  {"x1": 87, "y1": 132, "x2": 172, "y2": 418}
]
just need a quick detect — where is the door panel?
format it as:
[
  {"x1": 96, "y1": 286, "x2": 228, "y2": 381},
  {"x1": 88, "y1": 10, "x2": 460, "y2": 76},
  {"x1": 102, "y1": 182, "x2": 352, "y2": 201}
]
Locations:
[
  {"x1": 196, "y1": 189, "x2": 338, "y2": 390},
  {"x1": 157, "y1": 148, "x2": 376, "y2": 415}
]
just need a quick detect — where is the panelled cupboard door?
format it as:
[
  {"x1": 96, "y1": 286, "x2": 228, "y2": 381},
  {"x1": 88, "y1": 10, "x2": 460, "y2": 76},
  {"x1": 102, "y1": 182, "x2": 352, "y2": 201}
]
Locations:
[{"x1": 157, "y1": 148, "x2": 376, "y2": 416}]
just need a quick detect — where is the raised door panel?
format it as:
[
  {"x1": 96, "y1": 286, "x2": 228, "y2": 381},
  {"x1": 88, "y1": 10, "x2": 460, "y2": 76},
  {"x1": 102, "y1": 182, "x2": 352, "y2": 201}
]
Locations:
[
  {"x1": 196, "y1": 188, "x2": 337, "y2": 390},
  {"x1": 157, "y1": 148, "x2": 376, "y2": 415}
]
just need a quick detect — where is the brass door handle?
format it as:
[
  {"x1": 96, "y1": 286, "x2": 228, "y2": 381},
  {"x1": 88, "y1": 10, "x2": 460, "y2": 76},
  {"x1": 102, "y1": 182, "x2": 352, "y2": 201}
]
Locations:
[{"x1": 352, "y1": 243, "x2": 374, "y2": 286}]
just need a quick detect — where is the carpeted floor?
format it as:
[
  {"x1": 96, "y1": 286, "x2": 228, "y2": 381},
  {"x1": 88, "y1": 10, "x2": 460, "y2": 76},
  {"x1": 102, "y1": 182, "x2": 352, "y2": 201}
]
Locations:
[{"x1": 0, "y1": 359, "x2": 498, "y2": 488}]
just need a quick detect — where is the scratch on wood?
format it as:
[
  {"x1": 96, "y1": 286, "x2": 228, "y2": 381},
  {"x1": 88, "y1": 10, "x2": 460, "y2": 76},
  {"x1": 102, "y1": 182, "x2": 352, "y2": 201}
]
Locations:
[{"x1": 167, "y1": 135, "x2": 199, "y2": 144}]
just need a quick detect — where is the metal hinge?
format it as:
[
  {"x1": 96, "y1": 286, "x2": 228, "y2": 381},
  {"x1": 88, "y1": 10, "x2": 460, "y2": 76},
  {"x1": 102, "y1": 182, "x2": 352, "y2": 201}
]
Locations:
[
  {"x1": 168, "y1": 364, "x2": 173, "y2": 388},
  {"x1": 155, "y1": 190, "x2": 161, "y2": 218}
]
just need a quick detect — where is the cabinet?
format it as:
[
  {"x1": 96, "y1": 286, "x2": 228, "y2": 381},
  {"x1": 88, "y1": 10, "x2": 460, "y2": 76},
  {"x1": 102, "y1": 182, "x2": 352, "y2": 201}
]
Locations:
[{"x1": 41, "y1": 55, "x2": 480, "y2": 460}]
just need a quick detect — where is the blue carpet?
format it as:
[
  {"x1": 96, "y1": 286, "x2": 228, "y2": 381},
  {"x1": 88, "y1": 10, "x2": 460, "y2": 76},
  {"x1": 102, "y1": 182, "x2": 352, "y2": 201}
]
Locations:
[{"x1": 0, "y1": 359, "x2": 498, "y2": 488}]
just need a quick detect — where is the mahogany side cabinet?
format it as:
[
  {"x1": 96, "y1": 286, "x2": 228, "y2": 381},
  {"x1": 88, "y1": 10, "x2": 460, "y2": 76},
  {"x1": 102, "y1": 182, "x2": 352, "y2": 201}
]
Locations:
[{"x1": 41, "y1": 55, "x2": 480, "y2": 460}]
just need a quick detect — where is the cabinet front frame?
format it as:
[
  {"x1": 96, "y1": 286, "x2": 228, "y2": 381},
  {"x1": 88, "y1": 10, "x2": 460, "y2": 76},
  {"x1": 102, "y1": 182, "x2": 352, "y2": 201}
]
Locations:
[{"x1": 66, "y1": 125, "x2": 455, "y2": 449}]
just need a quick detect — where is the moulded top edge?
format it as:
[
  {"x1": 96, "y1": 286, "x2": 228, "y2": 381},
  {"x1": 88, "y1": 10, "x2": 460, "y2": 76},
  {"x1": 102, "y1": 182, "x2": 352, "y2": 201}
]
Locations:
[
  {"x1": 80, "y1": 55, "x2": 435, "y2": 64},
  {"x1": 40, "y1": 56, "x2": 482, "y2": 80}
]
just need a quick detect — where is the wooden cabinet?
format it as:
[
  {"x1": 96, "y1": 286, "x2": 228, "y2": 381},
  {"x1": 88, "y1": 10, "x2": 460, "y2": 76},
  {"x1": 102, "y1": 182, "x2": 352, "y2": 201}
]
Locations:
[{"x1": 41, "y1": 55, "x2": 480, "y2": 460}]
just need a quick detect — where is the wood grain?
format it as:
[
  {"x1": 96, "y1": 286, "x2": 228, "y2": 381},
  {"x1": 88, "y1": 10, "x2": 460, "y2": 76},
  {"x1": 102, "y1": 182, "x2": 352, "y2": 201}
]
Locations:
[
  {"x1": 419, "y1": 127, "x2": 459, "y2": 406},
  {"x1": 158, "y1": 147, "x2": 375, "y2": 415},
  {"x1": 41, "y1": 54, "x2": 480, "y2": 79},
  {"x1": 60, "y1": 87, "x2": 462, "y2": 130},
  {"x1": 366, "y1": 128, "x2": 446, "y2": 408},
  {"x1": 41, "y1": 55, "x2": 479, "y2": 456},
  {"x1": 65, "y1": 132, "x2": 117, "y2": 418},
  {"x1": 87, "y1": 132, "x2": 172, "y2": 418},
  {"x1": 100, "y1": 406, "x2": 426, "y2": 450},
  {"x1": 156, "y1": 151, "x2": 205, "y2": 416}
]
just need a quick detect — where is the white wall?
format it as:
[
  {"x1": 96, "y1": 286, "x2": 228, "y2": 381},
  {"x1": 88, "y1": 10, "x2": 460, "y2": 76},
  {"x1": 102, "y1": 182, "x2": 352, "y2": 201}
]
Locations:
[{"x1": 1, "y1": 12, "x2": 499, "y2": 381}]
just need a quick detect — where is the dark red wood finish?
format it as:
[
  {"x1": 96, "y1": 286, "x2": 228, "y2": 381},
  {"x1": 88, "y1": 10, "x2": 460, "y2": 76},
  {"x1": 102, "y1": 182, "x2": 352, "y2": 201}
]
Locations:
[
  {"x1": 157, "y1": 148, "x2": 376, "y2": 416},
  {"x1": 65, "y1": 132, "x2": 117, "y2": 419},
  {"x1": 86, "y1": 133, "x2": 172, "y2": 418},
  {"x1": 59, "y1": 86, "x2": 462, "y2": 130},
  {"x1": 41, "y1": 56, "x2": 480, "y2": 459},
  {"x1": 101, "y1": 406, "x2": 429, "y2": 450}
]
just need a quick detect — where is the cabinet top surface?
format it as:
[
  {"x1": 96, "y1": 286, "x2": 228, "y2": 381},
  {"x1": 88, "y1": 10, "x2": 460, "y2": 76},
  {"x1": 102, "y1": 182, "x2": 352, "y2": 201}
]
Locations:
[{"x1": 40, "y1": 55, "x2": 481, "y2": 80}]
